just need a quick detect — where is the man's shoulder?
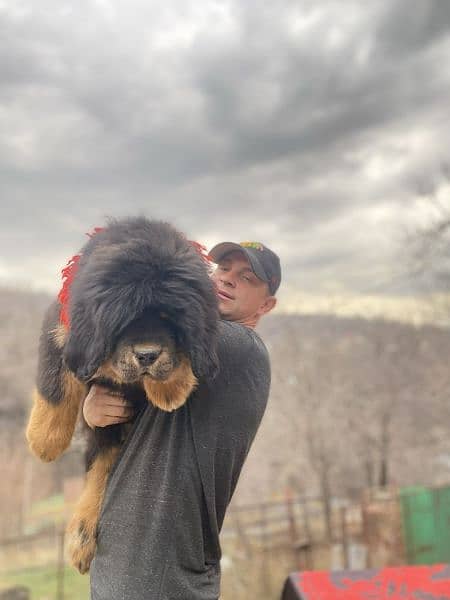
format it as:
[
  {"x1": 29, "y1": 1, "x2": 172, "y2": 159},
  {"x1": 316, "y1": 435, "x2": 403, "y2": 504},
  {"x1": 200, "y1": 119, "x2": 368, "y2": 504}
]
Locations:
[
  {"x1": 218, "y1": 320, "x2": 268, "y2": 353},
  {"x1": 216, "y1": 320, "x2": 270, "y2": 374},
  {"x1": 192, "y1": 320, "x2": 271, "y2": 434}
]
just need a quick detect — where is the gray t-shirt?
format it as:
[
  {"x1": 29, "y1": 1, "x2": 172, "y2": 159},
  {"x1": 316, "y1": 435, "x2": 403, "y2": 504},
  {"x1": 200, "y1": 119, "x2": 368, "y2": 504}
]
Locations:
[{"x1": 90, "y1": 320, "x2": 271, "y2": 600}]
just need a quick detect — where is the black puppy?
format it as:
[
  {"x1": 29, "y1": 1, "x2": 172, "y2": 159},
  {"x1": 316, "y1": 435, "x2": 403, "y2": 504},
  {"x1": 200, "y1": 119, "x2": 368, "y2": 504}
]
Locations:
[{"x1": 26, "y1": 217, "x2": 218, "y2": 573}]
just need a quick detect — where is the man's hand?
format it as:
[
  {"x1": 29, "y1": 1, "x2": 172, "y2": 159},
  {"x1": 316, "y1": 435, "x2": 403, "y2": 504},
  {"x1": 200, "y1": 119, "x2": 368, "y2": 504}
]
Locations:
[{"x1": 83, "y1": 384, "x2": 135, "y2": 429}]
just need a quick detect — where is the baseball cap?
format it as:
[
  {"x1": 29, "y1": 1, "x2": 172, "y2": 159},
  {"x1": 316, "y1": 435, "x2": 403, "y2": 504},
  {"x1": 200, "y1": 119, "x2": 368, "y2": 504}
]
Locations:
[{"x1": 209, "y1": 241, "x2": 281, "y2": 294}]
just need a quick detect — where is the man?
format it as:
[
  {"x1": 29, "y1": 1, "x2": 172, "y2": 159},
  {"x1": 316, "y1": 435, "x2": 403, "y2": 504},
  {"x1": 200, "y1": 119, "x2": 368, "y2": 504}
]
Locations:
[{"x1": 84, "y1": 241, "x2": 281, "y2": 600}]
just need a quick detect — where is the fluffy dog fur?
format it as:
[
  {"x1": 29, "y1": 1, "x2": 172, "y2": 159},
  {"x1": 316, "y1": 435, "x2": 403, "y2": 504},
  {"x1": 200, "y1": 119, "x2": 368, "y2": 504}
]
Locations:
[{"x1": 26, "y1": 217, "x2": 219, "y2": 573}]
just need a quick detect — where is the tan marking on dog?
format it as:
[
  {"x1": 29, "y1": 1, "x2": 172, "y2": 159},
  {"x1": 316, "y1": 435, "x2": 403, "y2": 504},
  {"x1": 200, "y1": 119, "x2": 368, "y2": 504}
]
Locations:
[
  {"x1": 91, "y1": 360, "x2": 123, "y2": 384},
  {"x1": 67, "y1": 447, "x2": 120, "y2": 574},
  {"x1": 143, "y1": 357, "x2": 197, "y2": 411},
  {"x1": 26, "y1": 372, "x2": 86, "y2": 462},
  {"x1": 51, "y1": 324, "x2": 68, "y2": 349}
]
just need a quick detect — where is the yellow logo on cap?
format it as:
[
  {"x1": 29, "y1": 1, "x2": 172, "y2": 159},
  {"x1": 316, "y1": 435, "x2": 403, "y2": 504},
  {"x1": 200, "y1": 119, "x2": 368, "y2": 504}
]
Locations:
[{"x1": 240, "y1": 242, "x2": 264, "y2": 251}]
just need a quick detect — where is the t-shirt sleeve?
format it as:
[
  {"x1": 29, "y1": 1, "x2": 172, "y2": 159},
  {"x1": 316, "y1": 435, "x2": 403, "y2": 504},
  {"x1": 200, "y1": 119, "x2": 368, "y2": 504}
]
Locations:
[{"x1": 188, "y1": 320, "x2": 271, "y2": 540}]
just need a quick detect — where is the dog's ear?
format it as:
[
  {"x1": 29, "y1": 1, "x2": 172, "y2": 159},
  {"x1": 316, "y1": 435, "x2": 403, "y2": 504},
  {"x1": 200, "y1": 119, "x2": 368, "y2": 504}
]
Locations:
[
  {"x1": 63, "y1": 333, "x2": 106, "y2": 382},
  {"x1": 63, "y1": 308, "x2": 110, "y2": 382},
  {"x1": 167, "y1": 261, "x2": 220, "y2": 381},
  {"x1": 173, "y1": 301, "x2": 219, "y2": 381},
  {"x1": 63, "y1": 284, "x2": 144, "y2": 381},
  {"x1": 190, "y1": 341, "x2": 219, "y2": 381}
]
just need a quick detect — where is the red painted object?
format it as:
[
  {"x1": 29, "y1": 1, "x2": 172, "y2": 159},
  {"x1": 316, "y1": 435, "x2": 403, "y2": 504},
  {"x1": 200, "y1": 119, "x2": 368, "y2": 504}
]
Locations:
[{"x1": 281, "y1": 565, "x2": 450, "y2": 599}]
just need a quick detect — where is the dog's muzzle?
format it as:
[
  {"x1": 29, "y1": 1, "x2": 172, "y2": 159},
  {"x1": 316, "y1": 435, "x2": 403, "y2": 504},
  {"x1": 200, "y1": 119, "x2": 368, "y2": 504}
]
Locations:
[{"x1": 134, "y1": 348, "x2": 162, "y2": 367}]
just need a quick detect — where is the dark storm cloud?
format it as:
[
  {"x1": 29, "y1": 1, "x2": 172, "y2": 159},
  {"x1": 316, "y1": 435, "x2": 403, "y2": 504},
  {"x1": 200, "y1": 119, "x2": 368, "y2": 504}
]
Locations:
[
  {"x1": 0, "y1": 0, "x2": 449, "y2": 301},
  {"x1": 376, "y1": 0, "x2": 450, "y2": 58},
  {"x1": 190, "y1": 1, "x2": 447, "y2": 165}
]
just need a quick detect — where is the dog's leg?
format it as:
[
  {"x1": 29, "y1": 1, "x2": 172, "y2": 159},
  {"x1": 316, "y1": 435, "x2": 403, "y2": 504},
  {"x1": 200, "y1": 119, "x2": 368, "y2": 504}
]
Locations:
[
  {"x1": 26, "y1": 372, "x2": 86, "y2": 462},
  {"x1": 143, "y1": 356, "x2": 197, "y2": 412},
  {"x1": 66, "y1": 446, "x2": 119, "y2": 574},
  {"x1": 26, "y1": 304, "x2": 87, "y2": 462}
]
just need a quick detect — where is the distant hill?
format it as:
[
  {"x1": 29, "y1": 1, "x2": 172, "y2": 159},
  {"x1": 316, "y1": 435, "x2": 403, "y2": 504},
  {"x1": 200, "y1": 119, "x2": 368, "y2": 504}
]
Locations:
[
  {"x1": 0, "y1": 286, "x2": 51, "y2": 424},
  {"x1": 2, "y1": 286, "x2": 450, "y2": 506}
]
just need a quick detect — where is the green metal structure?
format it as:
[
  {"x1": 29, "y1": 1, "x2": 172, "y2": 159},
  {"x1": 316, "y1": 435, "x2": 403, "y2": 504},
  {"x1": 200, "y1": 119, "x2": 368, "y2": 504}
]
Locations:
[{"x1": 400, "y1": 486, "x2": 450, "y2": 564}]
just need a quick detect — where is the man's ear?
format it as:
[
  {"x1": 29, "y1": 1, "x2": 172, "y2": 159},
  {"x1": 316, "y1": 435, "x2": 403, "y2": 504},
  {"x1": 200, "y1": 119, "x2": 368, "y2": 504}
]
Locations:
[{"x1": 257, "y1": 295, "x2": 277, "y2": 317}]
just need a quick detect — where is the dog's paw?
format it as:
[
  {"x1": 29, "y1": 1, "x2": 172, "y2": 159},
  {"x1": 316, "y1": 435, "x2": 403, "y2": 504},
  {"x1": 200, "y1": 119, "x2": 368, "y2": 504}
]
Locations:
[
  {"x1": 148, "y1": 391, "x2": 188, "y2": 412},
  {"x1": 143, "y1": 359, "x2": 197, "y2": 413},
  {"x1": 27, "y1": 434, "x2": 69, "y2": 463},
  {"x1": 158, "y1": 396, "x2": 189, "y2": 412},
  {"x1": 66, "y1": 517, "x2": 97, "y2": 574}
]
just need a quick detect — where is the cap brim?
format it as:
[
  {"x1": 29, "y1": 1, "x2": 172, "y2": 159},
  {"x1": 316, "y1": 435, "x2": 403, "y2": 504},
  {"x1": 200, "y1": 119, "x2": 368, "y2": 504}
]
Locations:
[{"x1": 209, "y1": 242, "x2": 269, "y2": 283}]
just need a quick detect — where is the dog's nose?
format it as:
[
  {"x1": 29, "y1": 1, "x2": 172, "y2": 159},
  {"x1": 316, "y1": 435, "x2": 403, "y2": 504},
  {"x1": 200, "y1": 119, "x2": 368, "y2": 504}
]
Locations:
[{"x1": 135, "y1": 348, "x2": 162, "y2": 367}]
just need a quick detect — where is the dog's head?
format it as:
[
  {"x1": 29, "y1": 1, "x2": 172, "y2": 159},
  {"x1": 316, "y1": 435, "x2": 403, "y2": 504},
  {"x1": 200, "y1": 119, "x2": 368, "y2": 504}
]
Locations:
[
  {"x1": 90, "y1": 309, "x2": 198, "y2": 411},
  {"x1": 107, "y1": 311, "x2": 180, "y2": 383},
  {"x1": 61, "y1": 217, "x2": 219, "y2": 410}
]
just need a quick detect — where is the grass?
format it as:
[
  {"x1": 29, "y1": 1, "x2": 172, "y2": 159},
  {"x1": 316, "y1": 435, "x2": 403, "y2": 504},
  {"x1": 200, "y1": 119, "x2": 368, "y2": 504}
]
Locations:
[
  {"x1": 30, "y1": 495, "x2": 64, "y2": 516},
  {"x1": 23, "y1": 495, "x2": 67, "y2": 536},
  {"x1": 0, "y1": 565, "x2": 89, "y2": 600},
  {"x1": 1, "y1": 496, "x2": 87, "y2": 598}
]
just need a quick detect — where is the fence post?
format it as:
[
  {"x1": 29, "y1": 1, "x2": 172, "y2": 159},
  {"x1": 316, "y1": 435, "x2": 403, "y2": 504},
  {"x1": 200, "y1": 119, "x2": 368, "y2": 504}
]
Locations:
[
  {"x1": 56, "y1": 527, "x2": 65, "y2": 600},
  {"x1": 231, "y1": 510, "x2": 253, "y2": 559},
  {"x1": 340, "y1": 506, "x2": 349, "y2": 569},
  {"x1": 361, "y1": 491, "x2": 372, "y2": 568},
  {"x1": 260, "y1": 504, "x2": 272, "y2": 596},
  {"x1": 301, "y1": 499, "x2": 313, "y2": 570},
  {"x1": 286, "y1": 493, "x2": 301, "y2": 569}
]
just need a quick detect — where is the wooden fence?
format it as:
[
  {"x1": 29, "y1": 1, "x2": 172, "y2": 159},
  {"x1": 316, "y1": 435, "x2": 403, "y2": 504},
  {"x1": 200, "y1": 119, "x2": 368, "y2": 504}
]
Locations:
[
  {"x1": 0, "y1": 489, "x2": 406, "y2": 600},
  {"x1": 224, "y1": 494, "x2": 366, "y2": 565}
]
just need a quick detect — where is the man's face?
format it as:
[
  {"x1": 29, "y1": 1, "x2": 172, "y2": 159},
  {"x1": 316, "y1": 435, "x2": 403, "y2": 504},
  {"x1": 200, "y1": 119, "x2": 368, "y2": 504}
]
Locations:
[{"x1": 211, "y1": 250, "x2": 274, "y2": 323}]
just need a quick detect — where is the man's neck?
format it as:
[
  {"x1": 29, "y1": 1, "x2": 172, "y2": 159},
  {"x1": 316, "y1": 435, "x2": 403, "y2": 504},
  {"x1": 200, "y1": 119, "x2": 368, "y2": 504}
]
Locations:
[{"x1": 224, "y1": 315, "x2": 258, "y2": 329}]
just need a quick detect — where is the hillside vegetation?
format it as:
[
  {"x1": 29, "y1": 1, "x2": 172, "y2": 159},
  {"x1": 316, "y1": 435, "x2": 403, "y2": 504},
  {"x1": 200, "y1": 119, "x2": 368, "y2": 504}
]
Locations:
[{"x1": 1, "y1": 286, "x2": 450, "y2": 535}]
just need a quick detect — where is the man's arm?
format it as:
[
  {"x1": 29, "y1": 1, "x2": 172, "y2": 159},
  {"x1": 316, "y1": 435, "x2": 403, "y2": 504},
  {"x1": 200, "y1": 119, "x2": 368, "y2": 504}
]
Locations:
[
  {"x1": 83, "y1": 384, "x2": 135, "y2": 429},
  {"x1": 188, "y1": 320, "x2": 271, "y2": 546}
]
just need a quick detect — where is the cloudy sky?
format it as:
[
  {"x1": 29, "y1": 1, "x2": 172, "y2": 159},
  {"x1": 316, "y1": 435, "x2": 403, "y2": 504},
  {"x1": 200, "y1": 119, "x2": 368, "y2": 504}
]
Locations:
[{"x1": 1, "y1": 0, "x2": 450, "y2": 317}]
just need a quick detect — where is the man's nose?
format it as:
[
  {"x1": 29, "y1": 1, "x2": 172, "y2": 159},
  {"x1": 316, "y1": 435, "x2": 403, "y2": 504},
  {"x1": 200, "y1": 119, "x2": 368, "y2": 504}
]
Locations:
[{"x1": 220, "y1": 272, "x2": 236, "y2": 287}]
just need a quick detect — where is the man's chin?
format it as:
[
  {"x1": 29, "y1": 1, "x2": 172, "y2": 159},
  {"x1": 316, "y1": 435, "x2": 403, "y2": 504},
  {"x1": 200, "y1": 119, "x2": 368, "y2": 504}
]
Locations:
[{"x1": 218, "y1": 304, "x2": 234, "y2": 319}]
